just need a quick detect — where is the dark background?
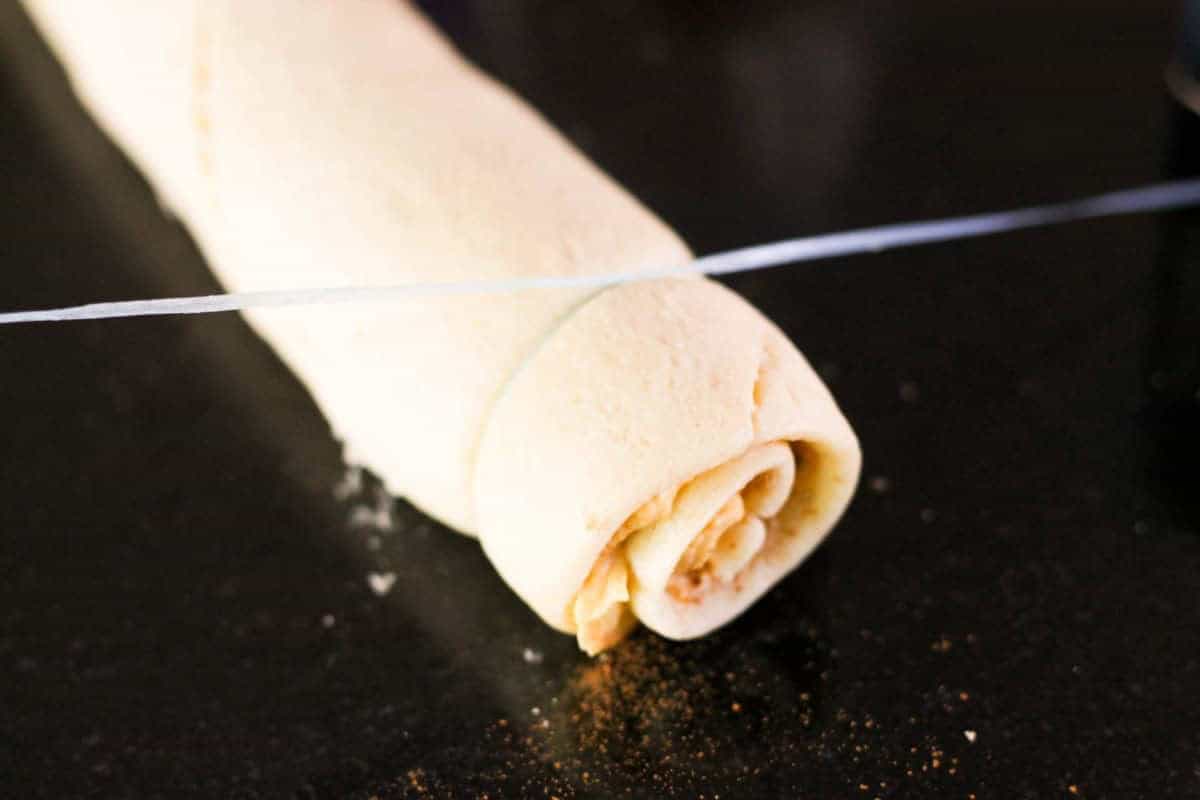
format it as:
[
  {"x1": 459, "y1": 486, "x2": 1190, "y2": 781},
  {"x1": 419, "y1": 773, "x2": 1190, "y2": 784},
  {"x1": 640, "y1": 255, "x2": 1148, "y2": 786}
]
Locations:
[{"x1": 2, "y1": 1, "x2": 1198, "y2": 797}]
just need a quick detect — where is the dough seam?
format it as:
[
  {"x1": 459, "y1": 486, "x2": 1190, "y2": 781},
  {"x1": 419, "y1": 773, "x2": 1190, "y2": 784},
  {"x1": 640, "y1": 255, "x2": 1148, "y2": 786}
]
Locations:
[
  {"x1": 750, "y1": 340, "x2": 769, "y2": 436},
  {"x1": 465, "y1": 283, "x2": 617, "y2": 522}
]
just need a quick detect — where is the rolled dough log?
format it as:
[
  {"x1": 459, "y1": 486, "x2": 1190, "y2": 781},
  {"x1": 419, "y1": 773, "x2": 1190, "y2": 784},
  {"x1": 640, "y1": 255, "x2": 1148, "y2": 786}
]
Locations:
[{"x1": 23, "y1": 0, "x2": 861, "y2": 653}]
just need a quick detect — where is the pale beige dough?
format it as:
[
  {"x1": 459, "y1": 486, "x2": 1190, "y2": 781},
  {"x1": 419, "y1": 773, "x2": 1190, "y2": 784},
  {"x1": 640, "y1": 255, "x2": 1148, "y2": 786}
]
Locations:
[{"x1": 23, "y1": 0, "x2": 861, "y2": 652}]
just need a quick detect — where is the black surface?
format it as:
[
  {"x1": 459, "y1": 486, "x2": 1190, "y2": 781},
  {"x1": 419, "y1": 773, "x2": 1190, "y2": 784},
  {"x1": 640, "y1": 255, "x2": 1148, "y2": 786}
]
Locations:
[{"x1": 1, "y1": 1, "x2": 1198, "y2": 797}]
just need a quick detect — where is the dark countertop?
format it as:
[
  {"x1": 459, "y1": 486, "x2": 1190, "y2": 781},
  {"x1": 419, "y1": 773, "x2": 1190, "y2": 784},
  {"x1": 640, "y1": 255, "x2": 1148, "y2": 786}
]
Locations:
[{"x1": 1, "y1": 1, "x2": 1197, "y2": 797}]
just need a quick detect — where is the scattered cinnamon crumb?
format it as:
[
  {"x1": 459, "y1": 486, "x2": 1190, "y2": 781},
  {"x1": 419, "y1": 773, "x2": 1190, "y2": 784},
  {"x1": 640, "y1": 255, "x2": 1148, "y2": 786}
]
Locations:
[
  {"x1": 477, "y1": 634, "x2": 979, "y2": 796},
  {"x1": 406, "y1": 768, "x2": 428, "y2": 794}
]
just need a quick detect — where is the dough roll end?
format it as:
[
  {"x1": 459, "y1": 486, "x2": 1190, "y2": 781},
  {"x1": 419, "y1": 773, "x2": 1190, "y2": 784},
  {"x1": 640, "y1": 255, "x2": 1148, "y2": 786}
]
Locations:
[{"x1": 475, "y1": 278, "x2": 861, "y2": 653}]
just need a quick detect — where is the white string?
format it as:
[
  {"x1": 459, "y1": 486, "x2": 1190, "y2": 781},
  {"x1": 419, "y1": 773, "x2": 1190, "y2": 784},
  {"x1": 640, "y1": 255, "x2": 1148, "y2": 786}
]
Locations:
[{"x1": 3, "y1": 178, "x2": 1198, "y2": 325}]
